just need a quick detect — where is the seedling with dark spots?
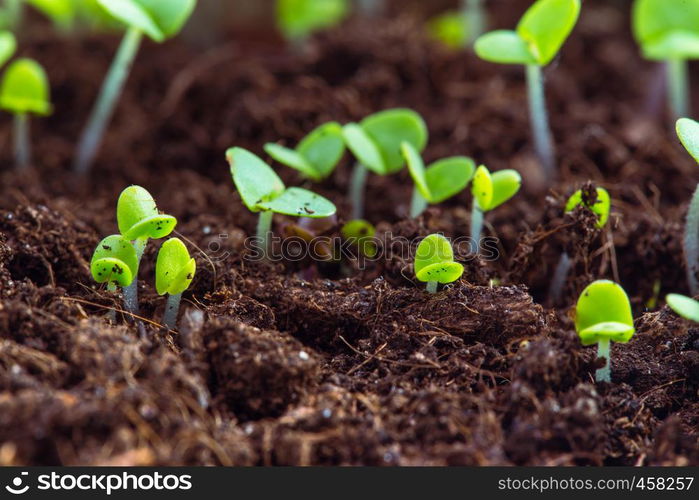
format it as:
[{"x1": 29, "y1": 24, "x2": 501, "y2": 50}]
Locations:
[
  {"x1": 156, "y1": 237, "x2": 196, "y2": 330},
  {"x1": 470, "y1": 165, "x2": 521, "y2": 253},
  {"x1": 575, "y1": 280, "x2": 635, "y2": 383},
  {"x1": 414, "y1": 234, "x2": 464, "y2": 293},
  {"x1": 264, "y1": 122, "x2": 345, "y2": 182},
  {"x1": 91, "y1": 234, "x2": 139, "y2": 319}
]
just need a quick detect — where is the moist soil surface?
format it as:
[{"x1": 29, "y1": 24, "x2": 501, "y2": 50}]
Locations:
[{"x1": 0, "y1": 0, "x2": 698, "y2": 465}]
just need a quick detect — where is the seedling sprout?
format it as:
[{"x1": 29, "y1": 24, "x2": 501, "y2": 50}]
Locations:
[
  {"x1": 666, "y1": 293, "x2": 699, "y2": 322},
  {"x1": 0, "y1": 57, "x2": 52, "y2": 169},
  {"x1": 343, "y1": 108, "x2": 428, "y2": 219},
  {"x1": 414, "y1": 234, "x2": 464, "y2": 293},
  {"x1": 117, "y1": 185, "x2": 177, "y2": 313},
  {"x1": 227, "y1": 147, "x2": 337, "y2": 257},
  {"x1": 470, "y1": 165, "x2": 521, "y2": 253},
  {"x1": 91, "y1": 234, "x2": 139, "y2": 319},
  {"x1": 156, "y1": 237, "x2": 196, "y2": 330},
  {"x1": 341, "y1": 219, "x2": 377, "y2": 258},
  {"x1": 633, "y1": 0, "x2": 699, "y2": 119},
  {"x1": 264, "y1": 122, "x2": 345, "y2": 182},
  {"x1": 73, "y1": 0, "x2": 197, "y2": 173},
  {"x1": 676, "y1": 117, "x2": 699, "y2": 295},
  {"x1": 575, "y1": 280, "x2": 635, "y2": 383},
  {"x1": 276, "y1": 0, "x2": 348, "y2": 45},
  {"x1": 474, "y1": 0, "x2": 580, "y2": 177},
  {"x1": 401, "y1": 141, "x2": 475, "y2": 218},
  {"x1": 428, "y1": 0, "x2": 487, "y2": 49}
]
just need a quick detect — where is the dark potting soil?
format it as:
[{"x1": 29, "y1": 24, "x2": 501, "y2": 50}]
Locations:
[{"x1": 0, "y1": 0, "x2": 697, "y2": 465}]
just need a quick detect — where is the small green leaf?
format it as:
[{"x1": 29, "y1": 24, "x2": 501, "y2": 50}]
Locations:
[
  {"x1": 402, "y1": 141, "x2": 430, "y2": 200},
  {"x1": 666, "y1": 293, "x2": 699, "y2": 322},
  {"x1": 342, "y1": 123, "x2": 386, "y2": 174},
  {"x1": 517, "y1": 0, "x2": 580, "y2": 66},
  {"x1": 416, "y1": 261, "x2": 464, "y2": 284},
  {"x1": 257, "y1": 187, "x2": 336, "y2": 218},
  {"x1": 474, "y1": 30, "x2": 537, "y2": 65},
  {"x1": 156, "y1": 237, "x2": 196, "y2": 295},
  {"x1": 472, "y1": 165, "x2": 493, "y2": 210},
  {"x1": 641, "y1": 31, "x2": 699, "y2": 60},
  {"x1": 415, "y1": 234, "x2": 455, "y2": 277},
  {"x1": 425, "y1": 157, "x2": 475, "y2": 204},
  {"x1": 575, "y1": 280, "x2": 635, "y2": 346},
  {"x1": 565, "y1": 187, "x2": 611, "y2": 228},
  {"x1": 633, "y1": 0, "x2": 699, "y2": 60},
  {"x1": 264, "y1": 143, "x2": 318, "y2": 181},
  {"x1": 361, "y1": 108, "x2": 428, "y2": 174},
  {"x1": 489, "y1": 169, "x2": 522, "y2": 210},
  {"x1": 91, "y1": 234, "x2": 139, "y2": 287},
  {"x1": 341, "y1": 219, "x2": 377, "y2": 258},
  {"x1": 227, "y1": 147, "x2": 286, "y2": 213},
  {"x1": 0, "y1": 58, "x2": 52, "y2": 116},
  {"x1": 427, "y1": 10, "x2": 469, "y2": 49},
  {"x1": 297, "y1": 121, "x2": 345, "y2": 179},
  {"x1": 677, "y1": 117, "x2": 699, "y2": 163},
  {"x1": 117, "y1": 185, "x2": 177, "y2": 240},
  {"x1": 97, "y1": 0, "x2": 163, "y2": 40},
  {"x1": 0, "y1": 31, "x2": 16, "y2": 67},
  {"x1": 97, "y1": 0, "x2": 196, "y2": 41},
  {"x1": 276, "y1": 0, "x2": 348, "y2": 41}
]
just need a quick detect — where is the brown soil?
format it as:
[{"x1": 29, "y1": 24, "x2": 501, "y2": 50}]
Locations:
[{"x1": 0, "y1": 0, "x2": 697, "y2": 465}]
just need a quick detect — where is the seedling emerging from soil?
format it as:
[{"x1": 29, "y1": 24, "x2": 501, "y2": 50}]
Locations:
[
  {"x1": 470, "y1": 165, "x2": 521, "y2": 253},
  {"x1": 575, "y1": 280, "x2": 635, "y2": 383},
  {"x1": 227, "y1": 147, "x2": 337, "y2": 256},
  {"x1": 401, "y1": 142, "x2": 475, "y2": 218},
  {"x1": 73, "y1": 0, "x2": 197, "y2": 173},
  {"x1": 156, "y1": 237, "x2": 196, "y2": 330},
  {"x1": 676, "y1": 117, "x2": 699, "y2": 295},
  {"x1": 264, "y1": 122, "x2": 345, "y2": 182},
  {"x1": 117, "y1": 185, "x2": 177, "y2": 313},
  {"x1": 276, "y1": 0, "x2": 348, "y2": 44},
  {"x1": 428, "y1": 0, "x2": 487, "y2": 49},
  {"x1": 414, "y1": 234, "x2": 464, "y2": 293},
  {"x1": 633, "y1": 0, "x2": 699, "y2": 119},
  {"x1": 0, "y1": 58, "x2": 52, "y2": 169},
  {"x1": 666, "y1": 293, "x2": 699, "y2": 322},
  {"x1": 474, "y1": 0, "x2": 580, "y2": 177},
  {"x1": 341, "y1": 219, "x2": 377, "y2": 258},
  {"x1": 91, "y1": 234, "x2": 139, "y2": 319},
  {"x1": 343, "y1": 108, "x2": 428, "y2": 219}
]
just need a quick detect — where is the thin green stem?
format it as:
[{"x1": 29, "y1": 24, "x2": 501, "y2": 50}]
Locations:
[
  {"x1": 122, "y1": 237, "x2": 147, "y2": 317},
  {"x1": 667, "y1": 58, "x2": 689, "y2": 120},
  {"x1": 350, "y1": 162, "x2": 368, "y2": 220},
  {"x1": 163, "y1": 293, "x2": 182, "y2": 330},
  {"x1": 426, "y1": 281, "x2": 438, "y2": 294},
  {"x1": 14, "y1": 113, "x2": 30, "y2": 169},
  {"x1": 596, "y1": 338, "x2": 611, "y2": 383},
  {"x1": 256, "y1": 210, "x2": 274, "y2": 258},
  {"x1": 106, "y1": 281, "x2": 117, "y2": 322},
  {"x1": 549, "y1": 252, "x2": 572, "y2": 303},
  {"x1": 74, "y1": 27, "x2": 143, "y2": 173},
  {"x1": 410, "y1": 188, "x2": 429, "y2": 218},
  {"x1": 684, "y1": 184, "x2": 699, "y2": 295},
  {"x1": 526, "y1": 64, "x2": 555, "y2": 178},
  {"x1": 470, "y1": 201, "x2": 484, "y2": 254},
  {"x1": 462, "y1": 0, "x2": 486, "y2": 46}
]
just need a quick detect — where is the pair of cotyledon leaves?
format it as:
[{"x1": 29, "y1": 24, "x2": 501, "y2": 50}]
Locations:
[
  {"x1": 565, "y1": 187, "x2": 611, "y2": 229},
  {"x1": 633, "y1": 0, "x2": 699, "y2": 60},
  {"x1": 575, "y1": 280, "x2": 635, "y2": 346},
  {"x1": 414, "y1": 234, "x2": 464, "y2": 285},
  {"x1": 97, "y1": 0, "x2": 196, "y2": 42},
  {"x1": 0, "y1": 32, "x2": 52, "y2": 116},
  {"x1": 474, "y1": 0, "x2": 580, "y2": 66}
]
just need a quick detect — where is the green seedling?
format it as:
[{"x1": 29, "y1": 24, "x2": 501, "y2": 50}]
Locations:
[
  {"x1": 0, "y1": 30, "x2": 15, "y2": 66},
  {"x1": 470, "y1": 165, "x2": 521, "y2": 253},
  {"x1": 666, "y1": 293, "x2": 699, "y2": 322},
  {"x1": 73, "y1": 0, "x2": 197, "y2": 173},
  {"x1": 676, "y1": 117, "x2": 699, "y2": 295},
  {"x1": 0, "y1": 0, "x2": 22, "y2": 30},
  {"x1": 475, "y1": 0, "x2": 580, "y2": 177},
  {"x1": 341, "y1": 219, "x2": 377, "y2": 258},
  {"x1": 90, "y1": 234, "x2": 139, "y2": 320},
  {"x1": 264, "y1": 122, "x2": 345, "y2": 182},
  {"x1": 414, "y1": 234, "x2": 464, "y2": 293},
  {"x1": 550, "y1": 186, "x2": 611, "y2": 302},
  {"x1": 117, "y1": 185, "x2": 177, "y2": 314},
  {"x1": 633, "y1": 0, "x2": 699, "y2": 119},
  {"x1": 401, "y1": 141, "x2": 475, "y2": 218},
  {"x1": 343, "y1": 108, "x2": 428, "y2": 219},
  {"x1": 226, "y1": 147, "x2": 337, "y2": 257},
  {"x1": 0, "y1": 58, "x2": 52, "y2": 169},
  {"x1": 575, "y1": 280, "x2": 635, "y2": 383},
  {"x1": 156, "y1": 237, "x2": 196, "y2": 330},
  {"x1": 428, "y1": 0, "x2": 486, "y2": 49},
  {"x1": 276, "y1": 0, "x2": 348, "y2": 45}
]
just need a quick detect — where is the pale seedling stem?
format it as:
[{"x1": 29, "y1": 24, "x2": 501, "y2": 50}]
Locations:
[
  {"x1": 526, "y1": 64, "x2": 555, "y2": 177},
  {"x1": 163, "y1": 293, "x2": 182, "y2": 330},
  {"x1": 470, "y1": 201, "x2": 484, "y2": 254},
  {"x1": 14, "y1": 112, "x2": 29, "y2": 169},
  {"x1": 350, "y1": 162, "x2": 368, "y2": 220},
  {"x1": 667, "y1": 58, "x2": 689, "y2": 120},
  {"x1": 596, "y1": 338, "x2": 611, "y2": 383},
  {"x1": 256, "y1": 210, "x2": 274, "y2": 258},
  {"x1": 685, "y1": 184, "x2": 699, "y2": 295},
  {"x1": 410, "y1": 188, "x2": 428, "y2": 218}
]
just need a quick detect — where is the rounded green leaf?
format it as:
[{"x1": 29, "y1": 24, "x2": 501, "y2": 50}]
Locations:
[
  {"x1": 516, "y1": 0, "x2": 580, "y2": 66},
  {"x1": 565, "y1": 187, "x2": 611, "y2": 228},
  {"x1": 297, "y1": 121, "x2": 345, "y2": 179},
  {"x1": 0, "y1": 58, "x2": 52, "y2": 116},
  {"x1": 91, "y1": 234, "x2": 138, "y2": 287},
  {"x1": 361, "y1": 108, "x2": 428, "y2": 174},
  {"x1": 116, "y1": 185, "x2": 177, "y2": 240},
  {"x1": 264, "y1": 143, "x2": 319, "y2": 181},
  {"x1": 427, "y1": 11, "x2": 469, "y2": 49},
  {"x1": 575, "y1": 280, "x2": 635, "y2": 346},
  {"x1": 425, "y1": 156, "x2": 475, "y2": 204},
  {"x1": 641, "y1": 31, "x2": 699, "y2": 60},
  {"x1": 0, "y1": 31, "x2": 16, "y2": 68},
  {"x1": 156, "y1": 237, "x2": 196, "y2": 295},
  {"x1": 677, "y1": 117, "x2": 699, "y2": 163},
  {"x1": 257, "y1": 187, "x2": 336, "y2": 218},
  {"x1": 227, "y1": 147, "x2": 286, "y2": 213},
  {"x1": 471, "y1": 165, "x2": 493, "y2": 210},
  {"x1": 341, "y1": 219, "x2": 377, "y2": 258},
  {"x1": 414, "y1": 234, "x2": 454, "y2": 276},
  {"x1": 489, "y1": 169, "x2": 522, "y2": 210},
  {"x1": 402, "y1": 141, "x2": 430, "y2": 200},
  {"x1": 666, "y1": 293, "x2": 699, "y2": 322},
  {"x1": 633, "y1": 0, "x2": 699, "y2": 59},
  {"x1": 97, "y1": 0, "x2": 163, "y2": 40},
  {"x1": 416, "y1": 261, "x2": 464, "y2": 284},
  {"x1": 342, "y1": 123, "x2": 386, "y2": 174},
  {"x1": 276, "y1": 0, "x2": 348, "y2": 41},
  {"x1": 97, "y1": 0, "x2": 195, "y2": 41},
  {"x1": 474, "y1": 30, "x2": 537, "y2": 65}
]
